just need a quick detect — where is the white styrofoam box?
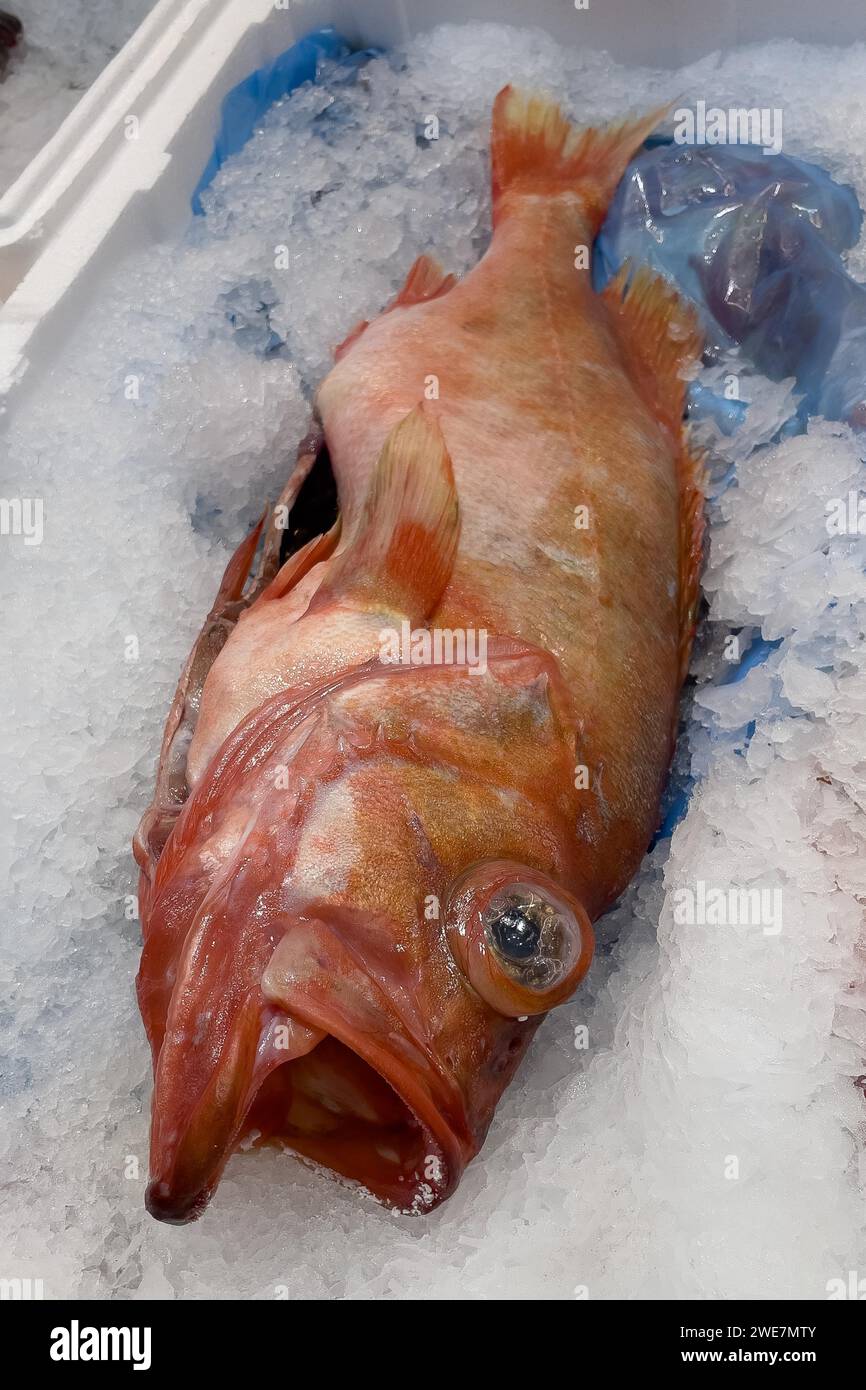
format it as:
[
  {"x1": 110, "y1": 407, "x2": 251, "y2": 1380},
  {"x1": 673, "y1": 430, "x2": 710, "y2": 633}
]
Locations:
[{"x1": 1, "y1": 0, "x2": 865, "y2": 409}]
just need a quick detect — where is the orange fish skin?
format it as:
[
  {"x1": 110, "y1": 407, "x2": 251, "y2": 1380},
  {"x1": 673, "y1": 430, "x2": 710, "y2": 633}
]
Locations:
[
  {"x1": 135, "y1": 88, "x2": 702, "y2": 1223},
  {"x1": 140, "y1": 641, "x2": 591, "y2": 1220}
]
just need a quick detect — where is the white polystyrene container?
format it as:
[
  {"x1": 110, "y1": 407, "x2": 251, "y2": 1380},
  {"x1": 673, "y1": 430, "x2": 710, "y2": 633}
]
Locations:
[{"x1": 1, "y1": 0, "x2": 865, "y2": 406}]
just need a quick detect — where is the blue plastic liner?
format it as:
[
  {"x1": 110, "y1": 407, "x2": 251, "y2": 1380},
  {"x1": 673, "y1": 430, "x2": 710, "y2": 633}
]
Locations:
[{"x1": 595, "y1": 141, "x2": 866, "y2": 431}]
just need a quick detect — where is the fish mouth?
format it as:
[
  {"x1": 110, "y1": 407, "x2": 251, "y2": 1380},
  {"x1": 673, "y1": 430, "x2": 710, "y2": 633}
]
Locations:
[
  {"x1": 243, "y1": 1031, "x2": 464, "y2": 1216},
  {"x1": 144, "y1": 916, "x2": 474, "y2": 1223}
]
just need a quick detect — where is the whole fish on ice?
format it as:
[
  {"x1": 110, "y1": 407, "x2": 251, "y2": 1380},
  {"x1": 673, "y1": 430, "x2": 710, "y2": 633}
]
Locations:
[{"x1": 134, "y1": 88, "x2": 704, "y2": 1221}]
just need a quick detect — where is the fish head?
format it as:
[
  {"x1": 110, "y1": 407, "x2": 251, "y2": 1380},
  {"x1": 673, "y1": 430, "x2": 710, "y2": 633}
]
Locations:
[{"x1": 139, "y1": 638, "x2": 594, "y2": 1222}]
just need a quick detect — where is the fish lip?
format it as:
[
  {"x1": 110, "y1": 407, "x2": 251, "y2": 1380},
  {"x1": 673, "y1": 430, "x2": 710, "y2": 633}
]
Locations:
[
  {"x1": 259, "y1": 916, "x2": 478, "y2": 1212},
  {"x1": 144, "y1": 1178, "x2": 211, "y2": 1226},
  {"x1": 283, "y1": 1000, "x2": 473, "y2": 1213},
  {"x1": 145, "y1": 1012, "x2": 471, "y2": 1223},
  {"x1": 142, "y1": 1011, "x2": 327, "y2": 1226}
]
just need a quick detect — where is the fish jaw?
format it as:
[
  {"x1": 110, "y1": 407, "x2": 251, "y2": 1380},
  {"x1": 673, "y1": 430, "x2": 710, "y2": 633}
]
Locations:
[
  {"x1": 145, "y1": 1006, "x2": 325, "y2": 1225},
  {"x1": 138, "y1": 643, "x2": 589, "y2": 1220},
  {"x1": 143, "y1": 896, "x2": 489, "y2": 1222},
  {"x1": 257, "y1": 913, "x2": 481, "y2": 1210}
]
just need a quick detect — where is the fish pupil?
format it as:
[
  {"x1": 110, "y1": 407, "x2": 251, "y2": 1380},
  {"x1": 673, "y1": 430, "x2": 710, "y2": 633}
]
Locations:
[{"x1": 489, "y1": 906, "x2": 541, "y2": 961}]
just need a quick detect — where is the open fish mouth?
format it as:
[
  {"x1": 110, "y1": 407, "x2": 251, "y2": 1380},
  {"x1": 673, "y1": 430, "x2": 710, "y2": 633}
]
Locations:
[
  {"x1": 143, "y1": 912, "x2": 475, "y2": 1224},
  {"x1": 239, "y1": 1037, "x2": 459, "y2": 1214},
  {"x1": 145, "y1": 1039, "x2": 465, "y2": 1224}
]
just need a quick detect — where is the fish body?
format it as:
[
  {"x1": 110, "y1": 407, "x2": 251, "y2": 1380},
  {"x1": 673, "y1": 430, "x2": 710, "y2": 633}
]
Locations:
[{"x1": 135, "y1": 88, "x2": 703, "y2": 1222}]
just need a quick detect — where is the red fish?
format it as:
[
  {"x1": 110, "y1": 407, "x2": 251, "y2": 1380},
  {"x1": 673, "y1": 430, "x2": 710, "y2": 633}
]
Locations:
[{"x1": 134, "y1": 87, "x2": 703, "y2": 1222}]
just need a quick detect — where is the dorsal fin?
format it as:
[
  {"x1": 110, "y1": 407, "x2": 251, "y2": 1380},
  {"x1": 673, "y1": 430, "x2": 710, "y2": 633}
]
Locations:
[
  {"x1": 309, "y1": 405, "x2": 459, "y2": 622},
  {"x1": 335, "y1": 255, "x2": 456, "y2": 361},
  {"x1": 675, "y1": 444, "x2": 707, "y2": 684},
  {"x1": 601, "y1": 262, "x2": 706, "y2": 682},
  {"x1": 600, "y1": 263, "x2": 702, "y2": 435}
]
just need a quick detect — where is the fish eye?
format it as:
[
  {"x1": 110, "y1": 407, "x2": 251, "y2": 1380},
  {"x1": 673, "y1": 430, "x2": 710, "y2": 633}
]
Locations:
[{"x1": 445, "y1": 862, "x2": 594, "y2": 1018}]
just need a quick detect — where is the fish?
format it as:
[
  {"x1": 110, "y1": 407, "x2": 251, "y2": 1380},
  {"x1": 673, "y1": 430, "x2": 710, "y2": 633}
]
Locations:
[{"x1": 134, "y1": 86, "x2": 704, "y2": 1223}]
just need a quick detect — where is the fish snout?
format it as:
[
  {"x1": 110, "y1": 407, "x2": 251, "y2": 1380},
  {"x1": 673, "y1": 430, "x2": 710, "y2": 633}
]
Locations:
[{"x1": 145, "y1": 1178, "x2": 211, "y2": 1226}]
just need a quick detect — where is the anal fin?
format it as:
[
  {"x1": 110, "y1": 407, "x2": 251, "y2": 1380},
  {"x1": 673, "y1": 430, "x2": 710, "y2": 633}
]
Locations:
[{"x1": 389, "y1": 254, "x2": 457, "y2": 310}]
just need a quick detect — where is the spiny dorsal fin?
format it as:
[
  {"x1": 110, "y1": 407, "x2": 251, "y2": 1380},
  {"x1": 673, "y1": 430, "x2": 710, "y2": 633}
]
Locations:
[
  {"x1": 335, "y1": 254, "x2": 456, "y2": 361},
  {"x1": 491, "y1": 86, "x2": 670, "y2": 230},
  {"x1": 310, "y1": 406, "x2": 459, "y2": 622},
  {"x1": 600, "y1": 262, "x2": 707, "y2": 683},
  {"x1": 600, "y1": 262, "x2": 703, "y2": 436}
]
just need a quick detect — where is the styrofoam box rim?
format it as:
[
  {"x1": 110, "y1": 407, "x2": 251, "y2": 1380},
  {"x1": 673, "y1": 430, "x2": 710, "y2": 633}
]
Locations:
[{"x1": 1, "y1": 0, "x2": 865, "y2": 409}]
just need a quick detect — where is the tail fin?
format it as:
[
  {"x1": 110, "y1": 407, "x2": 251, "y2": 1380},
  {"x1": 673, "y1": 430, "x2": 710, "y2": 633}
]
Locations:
[{"x1": 491, "y1": 85, "x2": 670, "y2": 231}]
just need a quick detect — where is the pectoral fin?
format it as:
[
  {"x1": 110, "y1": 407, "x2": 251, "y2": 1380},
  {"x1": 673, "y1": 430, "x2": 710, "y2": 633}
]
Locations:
[{"x1": 310, "y1": 405, "x2": 460, "y2": 623}]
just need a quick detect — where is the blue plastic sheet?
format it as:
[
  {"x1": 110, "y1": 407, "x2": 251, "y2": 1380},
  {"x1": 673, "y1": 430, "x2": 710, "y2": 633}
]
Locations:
[{"x1": 596, "y1": 142, "x2": 866, "y2": 429}]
